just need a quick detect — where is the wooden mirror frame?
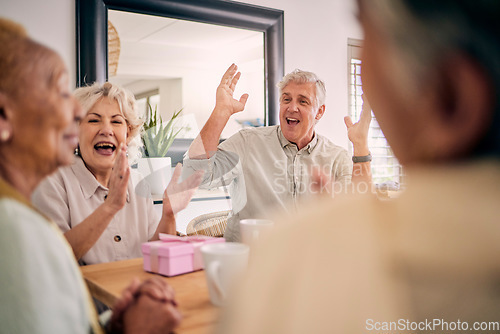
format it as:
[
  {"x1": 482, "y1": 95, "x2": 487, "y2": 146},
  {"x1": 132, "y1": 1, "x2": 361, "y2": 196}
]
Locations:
[{"x1": 76, "y1": 0, "x2": 284, "y2": 125}]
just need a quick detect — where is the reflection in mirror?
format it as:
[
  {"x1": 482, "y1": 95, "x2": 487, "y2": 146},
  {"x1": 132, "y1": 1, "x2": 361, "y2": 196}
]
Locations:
[{"x1": 108, "y1": 10, "x2": 265, "y2": 140}]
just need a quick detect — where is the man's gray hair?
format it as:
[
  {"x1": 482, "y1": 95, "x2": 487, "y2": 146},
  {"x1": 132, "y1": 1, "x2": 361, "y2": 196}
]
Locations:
[
  {"x1": 277, "y1": 69, "x2": 326, "y2": 107},
  {"x1": 359, "y1": 0, "x2": 500, "y2": 157}
]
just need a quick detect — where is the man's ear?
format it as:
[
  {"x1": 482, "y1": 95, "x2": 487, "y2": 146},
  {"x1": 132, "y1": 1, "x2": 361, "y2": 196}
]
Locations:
[
  {"x1": 0, "y1": 92, "x2": 14, "y2": 142},
  {"x1": 423, "y1": 53, "x2": 494, "y2": 160},
  {"x1": 315, "y1": 105, "x2": 326, "y2": 121},
  {"x1": 0, "y1": 92, "x2": 7, "y2": 119}
]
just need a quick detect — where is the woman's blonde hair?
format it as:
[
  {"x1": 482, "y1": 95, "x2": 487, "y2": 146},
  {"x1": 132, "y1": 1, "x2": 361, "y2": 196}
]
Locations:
[{"x1": 73, "y1": 82, "x2": 144, "y2": 164}]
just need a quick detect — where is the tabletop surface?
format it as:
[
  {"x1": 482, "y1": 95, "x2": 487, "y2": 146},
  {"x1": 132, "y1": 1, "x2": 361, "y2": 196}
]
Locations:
[{"x1": 80, "y1": 258, "x2": 219, "y2": 334}]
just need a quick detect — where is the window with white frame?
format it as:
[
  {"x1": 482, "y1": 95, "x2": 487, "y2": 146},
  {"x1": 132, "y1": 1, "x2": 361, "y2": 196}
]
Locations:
[{"x1": 348, "y1": 39, "x2": 403, "y2": 188}]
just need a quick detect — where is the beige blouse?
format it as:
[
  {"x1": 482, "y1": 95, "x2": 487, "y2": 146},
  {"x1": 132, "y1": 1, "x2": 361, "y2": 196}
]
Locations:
[{"x1": 32, "y1": 157, "x2": 159, "y2": 265}]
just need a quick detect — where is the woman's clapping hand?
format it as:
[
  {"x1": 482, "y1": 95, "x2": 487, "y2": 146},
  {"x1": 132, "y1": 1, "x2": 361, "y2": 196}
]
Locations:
[{"x1": 105, "y1": 143, "x2": 130, "y2": 212}]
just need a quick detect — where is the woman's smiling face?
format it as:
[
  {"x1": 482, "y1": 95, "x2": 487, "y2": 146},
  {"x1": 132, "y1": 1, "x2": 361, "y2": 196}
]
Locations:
[
  {"x1": 6, "y1": 53, "x2": 81, "y2": 179},
  {"x1": 78, "y1": 97, "x2": 130, "y2": 176}
]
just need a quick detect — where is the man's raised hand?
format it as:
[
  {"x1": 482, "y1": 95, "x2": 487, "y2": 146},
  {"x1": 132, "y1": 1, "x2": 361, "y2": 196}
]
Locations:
[{"x1": 214, "y1": 64, "x2": 249, "y2": 118}]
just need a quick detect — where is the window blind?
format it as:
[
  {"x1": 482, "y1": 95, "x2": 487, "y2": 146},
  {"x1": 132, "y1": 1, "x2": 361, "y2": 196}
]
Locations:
[{"x1": 348, "y1": 40, "x2": 403, "y2": 188}]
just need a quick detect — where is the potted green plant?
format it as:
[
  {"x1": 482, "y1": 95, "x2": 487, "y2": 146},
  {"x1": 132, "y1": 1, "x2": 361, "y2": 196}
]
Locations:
[
  {"x1": 142, "y1": 103, "x2": 183, "y2": 157},
  {"x1": 138, "y1": 103, "x2": 183, "y2": 195}
]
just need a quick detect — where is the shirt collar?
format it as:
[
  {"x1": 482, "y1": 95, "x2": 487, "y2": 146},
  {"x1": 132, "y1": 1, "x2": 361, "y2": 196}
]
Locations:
[
  {"x1": 277, "y1": 126, "x2": 319, "y2": 153},
  {"x1": 277, "y1": 125, "x2": 291, "y2": 148},
  {"x1": 71, "y1": 156, "x2": 130, "y2": 202},
  {"x1": 306, "y1": 133, "x2": 319, "y2": 153}
]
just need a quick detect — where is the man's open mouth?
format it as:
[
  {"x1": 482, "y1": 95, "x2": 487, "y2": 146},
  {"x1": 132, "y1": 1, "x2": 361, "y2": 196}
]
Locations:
[
  {"x1": 94, "y1": 142, "x2": 116, "y2": 155},
  {"x1": 286, "y1": 117, "x2": 300, "y2": 125}
]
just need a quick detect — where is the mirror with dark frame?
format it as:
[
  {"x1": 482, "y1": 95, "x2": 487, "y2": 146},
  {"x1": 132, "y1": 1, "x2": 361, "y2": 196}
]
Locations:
[
  {"x1": 107, "y1": 10, "x2": 266, "y2": 141},
  {"x1": 76, "y1": 0, "x2": 284, "y2": 126}
]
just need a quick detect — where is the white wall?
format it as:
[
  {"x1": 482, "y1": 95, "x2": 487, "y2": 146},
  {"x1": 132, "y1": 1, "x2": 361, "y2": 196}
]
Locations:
[
  {"x1": 0, "y1": 0, "x2": 76, "y2": 88},
  {"x1": 0, "y1": 0, "x2": 363, "y2": 148},
  {"x1": 243, "y1": 0, "x2": 364, "y2": 148}
]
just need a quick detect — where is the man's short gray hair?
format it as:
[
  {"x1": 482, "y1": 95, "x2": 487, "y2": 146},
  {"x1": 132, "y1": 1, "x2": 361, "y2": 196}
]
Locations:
[
  {"x1": 277, "y1": 69, "x2": 326, "y2": 107},
  {"x1": 359, "y1": 0, "x2": 500, "y2": 157}
]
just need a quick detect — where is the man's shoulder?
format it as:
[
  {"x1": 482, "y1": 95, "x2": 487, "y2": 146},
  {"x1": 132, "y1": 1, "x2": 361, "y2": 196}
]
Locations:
[
  {"x1": 315, "y1": 133, "x2": 348, "y2": 154},
  {"x1": 237, "y1": 125, "x2": 279, "y2": 140},
  {"x1": 268, "y1": 193, "x2": 386, "y2": 257}
]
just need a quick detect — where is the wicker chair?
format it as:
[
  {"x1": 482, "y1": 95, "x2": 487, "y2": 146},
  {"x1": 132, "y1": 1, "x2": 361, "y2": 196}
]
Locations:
[{"x1": 186, "y1": 210, "x2": 230, "y2": 237}]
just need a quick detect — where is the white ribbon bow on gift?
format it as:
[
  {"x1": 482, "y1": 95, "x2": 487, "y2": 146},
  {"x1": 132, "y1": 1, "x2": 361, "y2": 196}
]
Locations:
[{"x1": 158, "y1": 233, "x2": 214, "y2": 243}]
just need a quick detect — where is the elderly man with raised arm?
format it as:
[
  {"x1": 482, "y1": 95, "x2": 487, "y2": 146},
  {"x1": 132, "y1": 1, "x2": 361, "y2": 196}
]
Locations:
[{"x1": 183, "y1": 66, "x2": 371, "y2": 241}]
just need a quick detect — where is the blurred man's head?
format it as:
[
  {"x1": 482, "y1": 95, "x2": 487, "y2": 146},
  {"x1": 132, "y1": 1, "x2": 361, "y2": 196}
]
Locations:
[{"x1": 358, "y1": 0, "x2": 499, "y2": 165}]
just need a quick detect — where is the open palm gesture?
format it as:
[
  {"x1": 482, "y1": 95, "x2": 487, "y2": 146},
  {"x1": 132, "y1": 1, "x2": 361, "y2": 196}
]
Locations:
[
  {"x1": 215, "y1": 63, "x2": 249, "y2": 117},
  {"x1": 162, "y1": 164, "x2": 203, "y2": 216},
  {"x1": 344, "y1": 94, "x2": 372, "y2": 148}
]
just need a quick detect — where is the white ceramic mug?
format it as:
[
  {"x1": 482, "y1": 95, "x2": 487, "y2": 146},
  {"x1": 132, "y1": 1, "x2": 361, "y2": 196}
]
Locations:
[
  {"x1": 200, "y1": 242, "x2": 249, "y2": 307},
  {"x1": 239, "y1": 219, "x2": 275, "y2": 247}
]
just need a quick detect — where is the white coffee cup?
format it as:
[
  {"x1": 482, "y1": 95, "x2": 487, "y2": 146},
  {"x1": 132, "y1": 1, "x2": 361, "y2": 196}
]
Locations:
[
  {"x1": 200, "y1": 242, "x2": 249, "y2": 307},
  {"x1": 239, "y1": 219, "x2": 275, "y2": 247}
]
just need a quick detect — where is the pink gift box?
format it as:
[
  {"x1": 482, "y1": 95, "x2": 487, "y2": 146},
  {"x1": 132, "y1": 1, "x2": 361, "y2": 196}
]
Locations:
[{"x1": 142, "y1": 233, "x2": 225, "y2": 277}]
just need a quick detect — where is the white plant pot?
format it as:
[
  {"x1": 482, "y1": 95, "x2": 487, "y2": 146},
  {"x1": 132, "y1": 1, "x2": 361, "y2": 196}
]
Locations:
[{"x1": 137, "y1": 157, "x2": 172, "y2": 196}]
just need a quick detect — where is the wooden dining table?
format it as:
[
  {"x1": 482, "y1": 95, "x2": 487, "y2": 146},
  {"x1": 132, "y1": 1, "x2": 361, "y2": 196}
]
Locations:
[{"x1": 80, "y1": 257, "x2": 219, "y2": 334}]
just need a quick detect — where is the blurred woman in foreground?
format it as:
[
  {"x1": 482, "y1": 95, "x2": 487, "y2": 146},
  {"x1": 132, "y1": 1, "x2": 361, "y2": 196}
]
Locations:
[{"x1": 0, "y1": 18, "x2": 181, "y2": 333}]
